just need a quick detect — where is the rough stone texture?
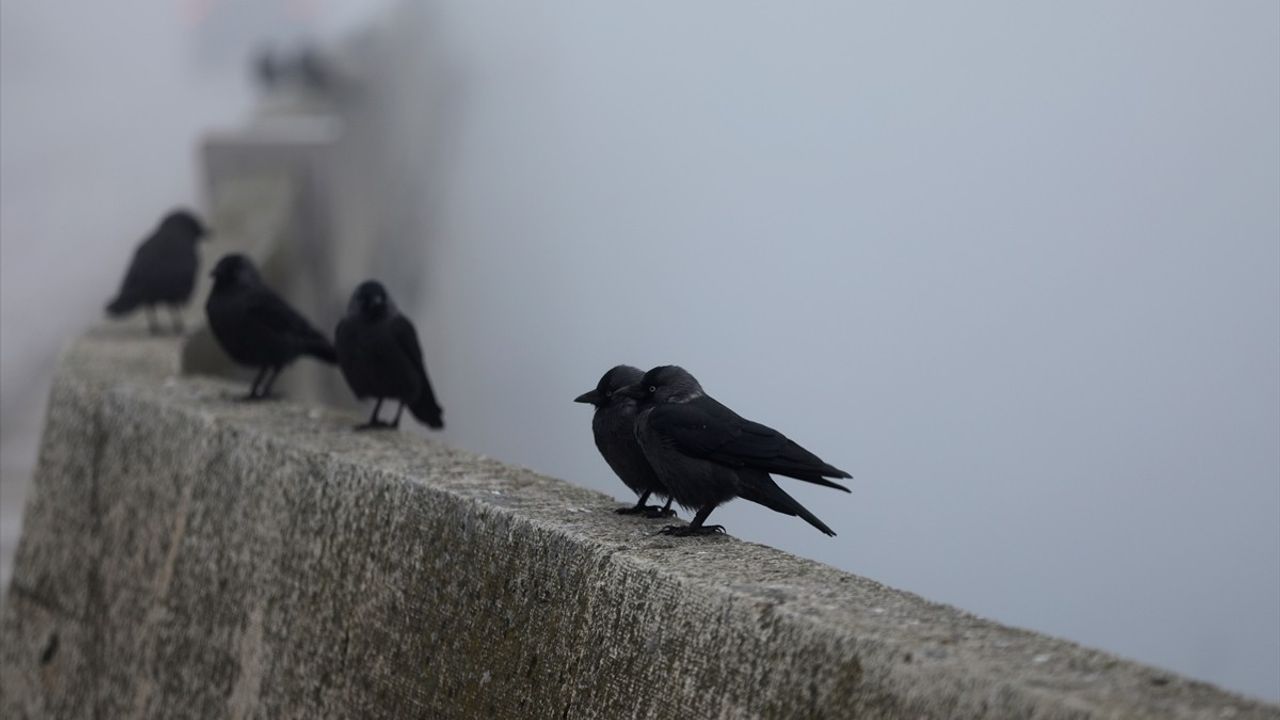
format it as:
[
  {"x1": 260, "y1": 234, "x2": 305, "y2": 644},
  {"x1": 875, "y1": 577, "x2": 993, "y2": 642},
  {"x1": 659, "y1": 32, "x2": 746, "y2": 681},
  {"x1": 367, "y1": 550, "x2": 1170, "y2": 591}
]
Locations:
[{"x1": 1, "y1": 331, "x2": 1276, "y2": 720}]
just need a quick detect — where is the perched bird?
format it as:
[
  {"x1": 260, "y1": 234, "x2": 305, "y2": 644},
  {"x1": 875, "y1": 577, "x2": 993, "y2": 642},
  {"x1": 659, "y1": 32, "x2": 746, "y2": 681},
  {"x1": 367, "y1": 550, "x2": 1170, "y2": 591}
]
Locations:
[
  {"x1": 205, "y1": 254, "x2": 337, "y2": 399},
  {"x1": 575, "y1": 365, "x2": 673, "y2": 517},
  {"x1": 335, "y1": 281, "x2": 443, "y2": 430},
  {"x1": 105, "y1": 209, "x2": 208, "y2": 334},
  {"x1": 297, "y1": 46, "x2": 335, "y2": 93},
  {"x1": 617, "y1": 366, "x2": 851, "y2": 537},
  {"x1": 252, "y1": 47, "x2": 280, "y2": 90}
]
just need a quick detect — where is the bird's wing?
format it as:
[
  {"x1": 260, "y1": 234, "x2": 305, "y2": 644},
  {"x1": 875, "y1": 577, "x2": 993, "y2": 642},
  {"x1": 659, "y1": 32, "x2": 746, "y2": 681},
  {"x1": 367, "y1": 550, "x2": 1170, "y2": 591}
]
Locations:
[
  {"x1": 244, "y1": 288, "x2": 335, "y2": 363},
  {"x1": 334, "y1": 316, "x2": 354, "y2": 350},
  {"x1": 390, "y1": 315, "x2": 426, "y2": 376},
  {"x1": 649, "y1": 398, "x2": 851, "y2": 488},
  {"x1": 244, "y1": 287, "x2": 320, "y2": 339},
  {"x1": 737, "y1": 470, "x2": 837, "y2": 536},
  {"x1": 391, "y1": 314, "x2": 443, "y2": 426},
  {"x1": 116, "y1": 234, "x2": 162, "y2": 293},
  {"x1": 333, "y1": 316, "x2": 357, "y2": 367}
]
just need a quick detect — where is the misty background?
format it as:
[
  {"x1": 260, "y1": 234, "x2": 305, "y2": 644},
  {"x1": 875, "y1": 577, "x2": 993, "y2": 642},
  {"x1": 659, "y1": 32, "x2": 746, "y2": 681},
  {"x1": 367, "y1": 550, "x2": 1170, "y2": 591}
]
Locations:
[{"x1": 1, "y1": 0, "x2": 1277, "y2": 703}]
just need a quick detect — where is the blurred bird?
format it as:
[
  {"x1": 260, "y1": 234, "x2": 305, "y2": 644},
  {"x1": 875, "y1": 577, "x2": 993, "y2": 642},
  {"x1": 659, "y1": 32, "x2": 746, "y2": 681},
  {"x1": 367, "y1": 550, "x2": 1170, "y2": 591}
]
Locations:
[
  {"x1": 252, "y1": 47, "x2": 280, "y2": 90},
  {"x1": 251, "y1": 44, "x2": 338, "y2": 97},
  {"x1": 105, "y1": 209, "x2": 208, "y2": 334},
  {"x1": 574, "y1": 365, "x2": 674, "y2": 517},
  {"x1": 617, "y1": 366, "x2": 851, "y2": 537},
  {"x1": 205, "y1": 254, "x2": 337, "y2": 399},
  {"x1": 335, "y1": 281, "x2": 443, "y2": 430},
  {"x1": 297, "y1": 45, "x2": 335, "y2": 93}
]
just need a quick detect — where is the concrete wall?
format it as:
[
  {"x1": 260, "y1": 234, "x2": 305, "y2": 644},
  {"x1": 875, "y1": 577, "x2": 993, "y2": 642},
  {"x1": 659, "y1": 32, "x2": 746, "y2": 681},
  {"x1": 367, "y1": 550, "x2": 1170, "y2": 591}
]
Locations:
[{"x1": 0, "y1": 331, "x2": 1275, "y2": 719}]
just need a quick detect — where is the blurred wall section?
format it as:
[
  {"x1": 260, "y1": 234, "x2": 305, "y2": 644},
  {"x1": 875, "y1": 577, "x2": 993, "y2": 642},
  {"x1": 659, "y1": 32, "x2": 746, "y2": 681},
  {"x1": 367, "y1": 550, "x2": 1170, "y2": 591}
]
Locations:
[
  {"x1": 330, "y1": 0, "x2": 1280, "y2": 701},
  {"x1": 0, "y1": 0, "x2": 389, "y2": 592},
  {"x1": 0, "y1": 1, "x2": 235, "y2": 590}
]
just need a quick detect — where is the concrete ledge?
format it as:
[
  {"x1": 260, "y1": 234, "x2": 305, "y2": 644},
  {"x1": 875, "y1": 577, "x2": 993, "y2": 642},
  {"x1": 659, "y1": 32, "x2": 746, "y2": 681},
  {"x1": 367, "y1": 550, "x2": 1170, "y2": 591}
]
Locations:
[{"x1": 1, "y1": 330, "x2": 1275, "y2": 719}]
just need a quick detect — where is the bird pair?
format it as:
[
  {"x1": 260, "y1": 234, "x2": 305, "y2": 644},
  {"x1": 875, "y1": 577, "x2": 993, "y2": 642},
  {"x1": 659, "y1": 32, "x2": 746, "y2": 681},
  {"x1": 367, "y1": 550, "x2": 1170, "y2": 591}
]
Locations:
[
  {"x1": 204, "y1": 255, "x2": 444, "y2": 431},
  {"x1": 105, "y1": 210, "x2": 442, "y2": 430},
  {"x1": 576, "y1": 365, "x2": 851, "y2": 537}
]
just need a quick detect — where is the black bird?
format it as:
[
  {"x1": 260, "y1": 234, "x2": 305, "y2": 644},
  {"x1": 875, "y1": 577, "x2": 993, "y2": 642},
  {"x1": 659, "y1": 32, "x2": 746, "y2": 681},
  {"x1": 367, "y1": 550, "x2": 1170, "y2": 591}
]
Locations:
[
  {"x1": 617, "y1": 366, "x2": 851, "y2": 537},
  {"x1": 335, "y1": 281, "x2": 444, "y2": 430},
  {"x1": 205, "y1": 254, "x2": 337, "y2": 399},
  {"x1": 297, "y1": 46, "x2": 335, "y2": 93},
  {"x1": 574, "y1": 365, "x2": 674, "y2": 517},
  {"x1": 105, "y1": 209, "x2": 208, "y2": 334},
  {"x1": 252, "y1": 47, "x2": 280, "y2": 90}
]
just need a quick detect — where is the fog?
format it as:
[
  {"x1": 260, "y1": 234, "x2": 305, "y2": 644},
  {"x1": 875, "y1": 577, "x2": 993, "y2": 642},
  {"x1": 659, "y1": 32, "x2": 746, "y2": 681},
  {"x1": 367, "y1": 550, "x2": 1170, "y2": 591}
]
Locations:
[{"x1": 2, "y1": 0, "x2": 1277, "y2": 702}]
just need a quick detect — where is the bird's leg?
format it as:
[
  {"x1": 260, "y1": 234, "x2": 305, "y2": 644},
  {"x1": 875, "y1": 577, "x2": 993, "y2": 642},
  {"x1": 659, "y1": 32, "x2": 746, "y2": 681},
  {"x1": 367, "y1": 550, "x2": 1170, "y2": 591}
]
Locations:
[
  {"x1": 244, "y1": 367, "x2": 268, "y2": 400},
  {"x1": 145, "y1": 306, "x2": 161, "y2": 335},
  {"x1": 355, "y1": 398, "x2": 389, "y2": 430},
  {"x1": 257, "y1": 366, "x2": 281, "y2": 399},
  {"x1": 390, "y1": 401, "x2": 405, "y2": 429},
  {"x1": 615, "y1": 490, "x2": 653, "y2": 515},
  {"x1": 644, "y1": 496, "x2": 676, "y2": 519},
  {"x1": 168, "y1": 306, "x2": 184, "y2": 335},
  {"x1": 660, "y1": 505, "x2": 725, "y2": 536}
]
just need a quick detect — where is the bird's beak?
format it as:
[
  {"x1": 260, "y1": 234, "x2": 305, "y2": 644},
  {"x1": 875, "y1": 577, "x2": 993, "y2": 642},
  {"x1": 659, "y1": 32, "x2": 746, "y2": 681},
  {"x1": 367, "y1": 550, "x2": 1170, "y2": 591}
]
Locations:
[
  {"x1": 613, "y1": 384, "x2": 644, "y2": 400},
  {"x1": 573, "y1": 389, "x2": 601, "y2": 405}
]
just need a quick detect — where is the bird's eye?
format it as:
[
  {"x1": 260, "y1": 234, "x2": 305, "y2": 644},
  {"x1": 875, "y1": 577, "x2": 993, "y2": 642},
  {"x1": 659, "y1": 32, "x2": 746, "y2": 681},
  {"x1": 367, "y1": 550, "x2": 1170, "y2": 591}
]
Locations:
[
  {"x1": 604, "y1": 390, "x2": 612, "y2": 397},
  {"x1": 648, "y1": 385, "x2": 656, "y2": 393}
]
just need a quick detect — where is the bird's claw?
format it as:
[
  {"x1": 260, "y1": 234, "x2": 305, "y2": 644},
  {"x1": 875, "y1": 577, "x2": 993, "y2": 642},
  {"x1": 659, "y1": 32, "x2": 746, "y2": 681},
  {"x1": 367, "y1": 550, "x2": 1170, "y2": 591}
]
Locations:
[
  {"x1": 658, "y1": 524, "x2": 726, "y2": 537},
  {"x1": 354, "y1": 421, "x2": 394, "y2": 431}
]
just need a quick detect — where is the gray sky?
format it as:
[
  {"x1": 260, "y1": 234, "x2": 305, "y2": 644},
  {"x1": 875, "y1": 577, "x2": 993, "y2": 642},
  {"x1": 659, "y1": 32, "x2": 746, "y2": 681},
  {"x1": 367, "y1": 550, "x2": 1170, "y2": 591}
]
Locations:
[{"x1": 1, "y1": 0, "x2": 1277, "y2": 703}]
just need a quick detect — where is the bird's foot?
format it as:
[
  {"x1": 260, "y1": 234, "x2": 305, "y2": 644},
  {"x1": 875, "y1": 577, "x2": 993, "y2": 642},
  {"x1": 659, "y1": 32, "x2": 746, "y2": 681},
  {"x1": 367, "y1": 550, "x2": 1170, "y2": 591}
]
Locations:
[
  {"x1": 236, "y1": 393, "x2": 268, "y2": 403},
  {"x1": 659, "y1": 524, "x2": 726, "y2": 537},
  {"x1": 354, "y1": 420, "x2": 394, "y2": 431},
  {"x1": 615, "y1": 505, "x2": 647, "y2": 515}
]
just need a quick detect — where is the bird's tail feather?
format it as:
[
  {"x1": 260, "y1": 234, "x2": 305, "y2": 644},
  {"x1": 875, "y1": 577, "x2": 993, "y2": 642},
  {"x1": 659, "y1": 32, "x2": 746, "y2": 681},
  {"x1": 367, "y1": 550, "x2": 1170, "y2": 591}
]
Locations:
[
  {"x1": 410, "y1": 381, "x2": 443, "y2": 429},
  {"x1": 765, "y1": 440, "x2": 853, "y2": 487},
  {"x1": 105, "y1": 293, "x2": 138, "y2": 316},
  {"x1": 306, "y1": 337, "x2": 338, "y2": 364},
  {"x1": 738, "y1": 471, "x2": 837, "y2": 536},
  {"x1": 787, "y1": 472, "x2": 852, "y2": 493},
  {"x1": 816, "y1": 461, "x2": 853, "y2": 480}
]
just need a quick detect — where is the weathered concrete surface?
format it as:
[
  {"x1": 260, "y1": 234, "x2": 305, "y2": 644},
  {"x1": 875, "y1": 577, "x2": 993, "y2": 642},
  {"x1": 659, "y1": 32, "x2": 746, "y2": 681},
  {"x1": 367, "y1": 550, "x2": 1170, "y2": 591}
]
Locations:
[{"x1": 1, "y1": 331, "x2": 1276, "y2": 720}]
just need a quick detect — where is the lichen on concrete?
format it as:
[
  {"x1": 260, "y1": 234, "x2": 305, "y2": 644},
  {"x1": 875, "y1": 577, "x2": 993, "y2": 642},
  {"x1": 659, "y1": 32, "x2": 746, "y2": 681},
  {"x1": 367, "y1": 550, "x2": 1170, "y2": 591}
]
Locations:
[{"x1": 0, "y1": 330, "x2": 1276, "y2": 719}]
